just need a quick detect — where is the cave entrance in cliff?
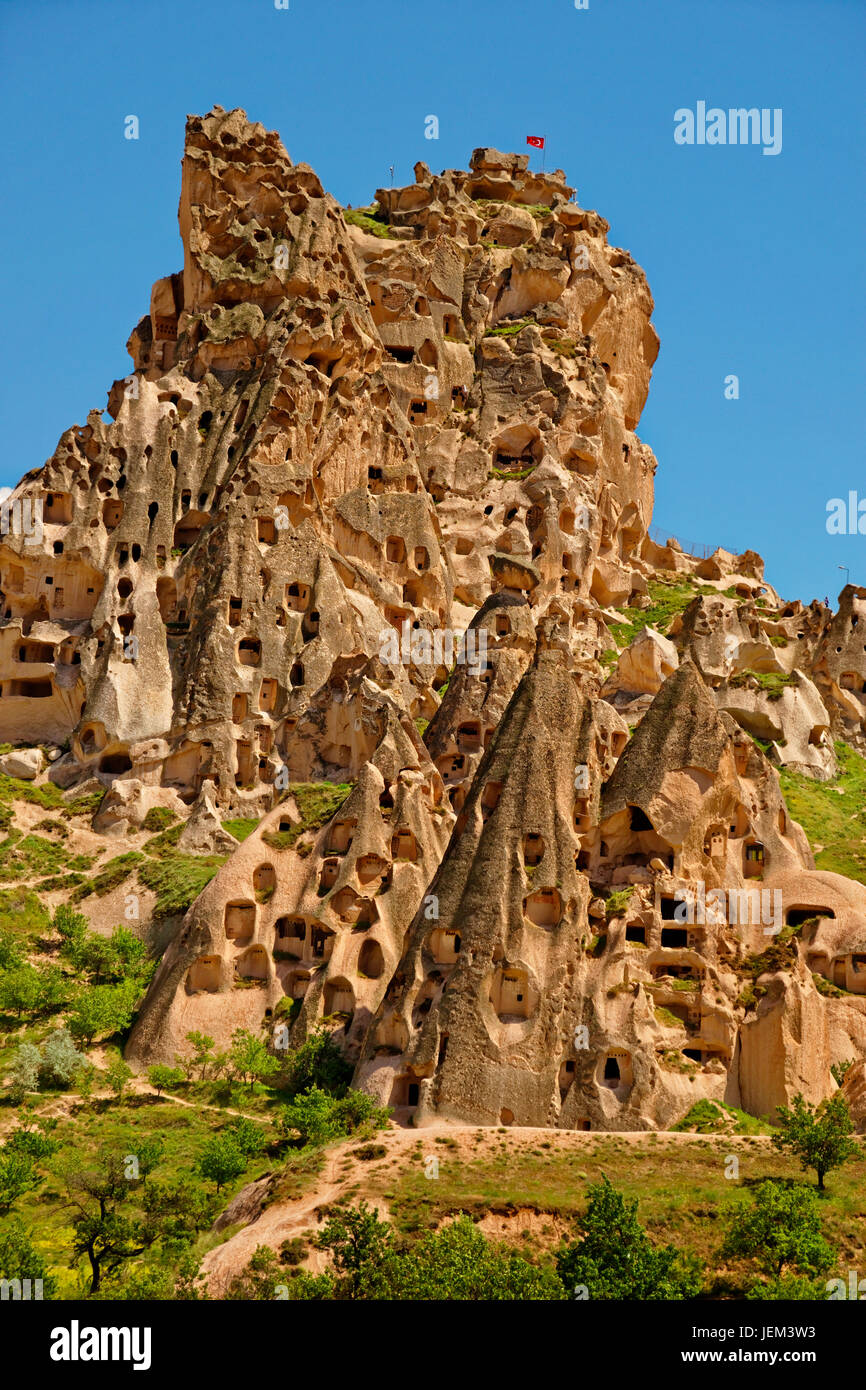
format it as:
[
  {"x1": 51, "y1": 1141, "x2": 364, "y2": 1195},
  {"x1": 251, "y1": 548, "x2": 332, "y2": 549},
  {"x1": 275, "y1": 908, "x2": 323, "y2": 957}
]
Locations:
[
  {"x1": 225, "y1": 902, "x2": 255, "y2": 941},
  {"x1": 276, "y1": 917, "x2": 306, "y2": 957},
  {"x1": 481, "y1": 780, "x2": 502, "y2": 821},
  {"x1": 786, "y1": 906, "x2": 835, "y2": 928},
  {"x1": 390, "y1": 1075, "x2": 420, "y2": 1108},
  {"x1": 524, "y1": 888, "x2": 561, "y2": 928},
  {"x1": 324, "y1": 977, "x2": 354, "y2": 1020},
  {"x1": 310, "y1": 926, "x2": 335, "y2": 962},
  {"x1": 431, "y1": 928, "x2": 461, "y2": 964},
  {"x1": 743, "y1": 840, "x2": 765, "y2": 879},
  {"x1": 238, "y1": 946, "x2": 269, "y2": 981},
  {"x1": 390, "y1": 828, "x2": 417, "y2": 861},
  {"x1": 188, "y1": 956, "x2": 221, "y2": 992},
  {"x1": 456, "y1": 721, "x2": 482, "y2": 753},
  {"x1": 358, "y1": 938, "x2": 384, "y2": 980},
  {"x1": 328, "y1": 819, "x2": 356, "y2": 854},
  {"x1": 492, "y1": 968, "x2": 532, "y2": 1021},
  {"x1": 703, "y1": 825, "x2": 727, "y2": 859},
  {"x1": 523, "y1": 834, "x2": 545, "y2": 867},
  {"x1": 253, "y1": 863, "x2": 276, "y2": 898},
  {"x1": 600, "y1": 1051, "x2": 633, "y2": 1091}
]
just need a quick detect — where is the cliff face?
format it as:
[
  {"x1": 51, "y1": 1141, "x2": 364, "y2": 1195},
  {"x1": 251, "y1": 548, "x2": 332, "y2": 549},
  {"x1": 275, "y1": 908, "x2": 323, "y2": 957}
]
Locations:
[{"x1": 4, "y1": 107, "x2": 866, "y2": 1126}]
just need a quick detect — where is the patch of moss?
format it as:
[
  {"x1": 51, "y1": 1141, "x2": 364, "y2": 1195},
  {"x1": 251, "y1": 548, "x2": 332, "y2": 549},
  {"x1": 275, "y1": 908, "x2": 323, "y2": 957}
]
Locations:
[
  {"x1": 728, "y1": 669, "x2": 798, "y2": 700},
  {"x1": 138, "y1": 854, "x2": 226, "y2": 917},
  {"x1": 142, "y1": 807, "x2": 179, "y2": 833},
  {"x1": 221, "y1": 817, "x2": 259, "y2": 842},
  {"x1": 604, "y1": 888, "x2": 634, "y2": 921},
  {"x1": 264, "y1": 782, "x2": 353, "y2": 852},
  {"x1": 779, "y1": 741, "x2": 866, "y2": 884},
  {"x1": 343, "y1": 205, "x2": 393, "y2": 238},
  {"x1": 0, "y1": 886, "x2": 50, "y2": 937},
  {"x1": 483, "y1": 318, "x2": 532, "y2": 338},
  {"x1": 608, "y1": 578, "x2": 714, "y2": 648},
  {"x1": 655, "y1": 1006, "x2": 686, "y2": 1029}
]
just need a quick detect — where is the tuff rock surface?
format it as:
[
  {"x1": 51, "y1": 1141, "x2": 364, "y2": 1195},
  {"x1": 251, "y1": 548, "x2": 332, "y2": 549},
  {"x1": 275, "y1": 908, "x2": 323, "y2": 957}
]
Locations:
[{"x1": 3, "y1": 107, "x2": 865, "y2": 1129}]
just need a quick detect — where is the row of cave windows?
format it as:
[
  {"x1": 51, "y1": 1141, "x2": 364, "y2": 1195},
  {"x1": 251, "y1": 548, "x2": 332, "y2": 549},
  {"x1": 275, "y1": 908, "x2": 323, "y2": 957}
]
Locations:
[{"x1": 390, "y1": 1043, "x2": 726, "y2": 1117}]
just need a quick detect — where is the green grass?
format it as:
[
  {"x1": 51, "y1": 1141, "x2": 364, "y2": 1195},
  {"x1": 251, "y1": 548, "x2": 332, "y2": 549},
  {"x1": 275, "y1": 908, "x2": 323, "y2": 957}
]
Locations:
[
  {"x1": 343, "y1": 205, "x2": 393, "y2": 238},
  {"x1": 221, "y1": 818, "x2": 260, "y2": 842},
  {"x1": 655, "y1": 1006, "x2": 686, "y2": 1029},
  {"x1": 0, "y1": 885, "x2": 51, "y2": 937},
  {"x1": 72, "y1": 851, "x2": 146, "y2": 901},
  {"x1": 671, "y1": 1101, "x2": 772, "y2": 1136},
  {"x1": 373, "y1": 1132, "x2": 866, "y2": 1280},
  {"x1": 0, "y1": 772, "x2": 64, "y2": 811},
  {"x1": 62, "y1": 792, "x2": 104, "y2": 820},
  {"x1": 608, "y1": 578, "x2": 715, "y2": 648},
  {"x1": 0, "y1": 832, "x2": 92, "y2": 883},
  {"x1": 779, "y1": 741, "x2": 866, "y2": 884},
  {"x1": 264, "y1": 782, "x2": 353, "y2": 852},
  {"x1": 142, "y1": 808, "x2": 179, "y2": 833},
  {"x1": 729, "y1": 669, "x2": 798, "y2": 700},
  {"x1": 483, "y1": 318, "x2": 531, "y2": 338},
  {"x1": 138, "y1": 855, "x2": 227, "y2": 917}
]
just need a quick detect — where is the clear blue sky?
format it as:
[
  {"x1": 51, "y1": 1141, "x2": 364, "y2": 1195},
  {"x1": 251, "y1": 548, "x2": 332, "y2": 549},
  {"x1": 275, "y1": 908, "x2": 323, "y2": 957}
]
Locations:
[{"x1": 1, "y1": 0, "x2": 862, "y2": 603}]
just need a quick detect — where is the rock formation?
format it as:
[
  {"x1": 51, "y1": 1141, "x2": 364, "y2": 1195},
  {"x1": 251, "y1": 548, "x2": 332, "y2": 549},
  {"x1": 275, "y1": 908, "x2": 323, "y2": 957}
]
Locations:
[{"x1": 3, "y1": 106, "x2": 865, "y2": 1130}]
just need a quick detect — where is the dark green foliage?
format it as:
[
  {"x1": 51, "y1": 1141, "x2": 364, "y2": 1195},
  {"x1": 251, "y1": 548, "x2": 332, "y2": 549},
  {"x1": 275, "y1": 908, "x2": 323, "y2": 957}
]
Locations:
[
  {"x1": 555, "y1": 1175, "x2": 703, "y2": 1299},
  {"x1": 722, "y1": 1181, "x2": 835, "y2": 1278},
  {"x1": 772, "y1": 1092, "x2": 858, "y2": 1189}
]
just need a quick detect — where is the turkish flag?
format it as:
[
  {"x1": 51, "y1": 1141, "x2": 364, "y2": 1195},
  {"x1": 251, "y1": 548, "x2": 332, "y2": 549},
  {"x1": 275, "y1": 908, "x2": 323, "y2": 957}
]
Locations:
[{"x1": 526, "y1": 135, "x2": 545, "y2": 149}]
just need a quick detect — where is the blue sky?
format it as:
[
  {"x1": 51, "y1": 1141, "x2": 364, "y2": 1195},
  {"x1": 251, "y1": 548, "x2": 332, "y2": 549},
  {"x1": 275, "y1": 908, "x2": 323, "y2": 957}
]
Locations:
[{"x1": 0, "y1": 0, "x2": 862, "y2": 603}]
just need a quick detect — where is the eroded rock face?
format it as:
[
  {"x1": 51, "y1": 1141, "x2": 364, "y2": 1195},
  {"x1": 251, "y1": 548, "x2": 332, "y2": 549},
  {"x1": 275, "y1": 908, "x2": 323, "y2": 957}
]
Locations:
[{"x1": 7, "y1": 106, "x2": 866, "y2": 1129}]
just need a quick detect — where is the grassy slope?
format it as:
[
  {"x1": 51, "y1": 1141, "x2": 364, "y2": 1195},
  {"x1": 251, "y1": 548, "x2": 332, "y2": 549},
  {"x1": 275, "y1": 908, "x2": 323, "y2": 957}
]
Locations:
[{"x1": 780, "y1": 741, "x2": 866, "y2": 884}]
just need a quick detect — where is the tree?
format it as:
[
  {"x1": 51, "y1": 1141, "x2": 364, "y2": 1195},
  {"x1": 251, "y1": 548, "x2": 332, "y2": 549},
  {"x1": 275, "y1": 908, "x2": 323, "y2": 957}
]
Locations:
[
  {"x1": 0, "y1": 1150, "x2": 39, "y2": 1213},
  {"x1": 722, "y1": 1180, "x2": 835, "y2": 1279},
  {"x1": 106, "y1": 1057, "x2": 133, "y2": 1101},
  {"x1": 39, "y1": 1028, "x2": 86, "y2": 1088},
  {"x1": 0, "y1": 965, "x2": 40, "y2": 1017},
  {"x1": 0, "y1": 1218, "x2": 58, "y2": 1298},
  {"x1": 0, "y1": 1123, "x2": 58, "y2": 1213},
  {"x1": 7, "y1": 1043, "x2": 41, "y2": 1102},
  {"x1": 312, "y1": 1201, "x2": 395, "y2": 1298},
  {"x1": 225, "y1": 1116, "x2": 268, "y2": 1158},
  {"x1": 53, "y1": 903, "x2": 88, "y2": 968},
  {"x1": 34, "y1": 963, "x2": 70, "y2": 1016},
  {"x1": 283, "y1": 1025, "x2": 353, "y2": 1097},
  {"x1": 67, "y1": 983, "x2": 136, "y2": 1047},
  {"x1": 0, "y1": 928, "x2": 23, "y2": 971},
  {"x1": 555, "y1": 1175, "x2": 703, "y2": 1299},
  {"x1": 276, "y1": 1086, "x2": 342, "y2": 1147},
  {"x1": 185, "y1": 1031, "x2": 216, "y2": 1081},
  {"x1": 196, "y1": 1134, "x2": 247, "y2": 1192},
  {"x1": 772, "y1": 1092, "x2": 858, "y2": 1189},
  {"x1": 229, "y1": 1028, "x2": 279, "y2": 1087},
  {"x1": 62, "y1": 1152, "x2": 160, "y2": 1294},
  {"x1": 148, "y1": 1064, "x2": 184, "y2": 1097},
  {"x1": 5, "y1": 1120, "x2": 59, "y2": 1163}
]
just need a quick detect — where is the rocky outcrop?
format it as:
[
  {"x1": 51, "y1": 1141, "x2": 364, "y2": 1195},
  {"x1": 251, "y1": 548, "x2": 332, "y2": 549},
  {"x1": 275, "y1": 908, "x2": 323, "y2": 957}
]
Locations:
[{"x1": 5, "y1": 107, "x2": 865, "y2": 1133}]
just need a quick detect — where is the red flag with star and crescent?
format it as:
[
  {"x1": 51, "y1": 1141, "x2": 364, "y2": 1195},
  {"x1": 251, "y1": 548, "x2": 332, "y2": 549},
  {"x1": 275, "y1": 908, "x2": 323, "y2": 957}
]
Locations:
[{"x1": 526, "y1": 135, "x2": 545, "y2": 149}]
